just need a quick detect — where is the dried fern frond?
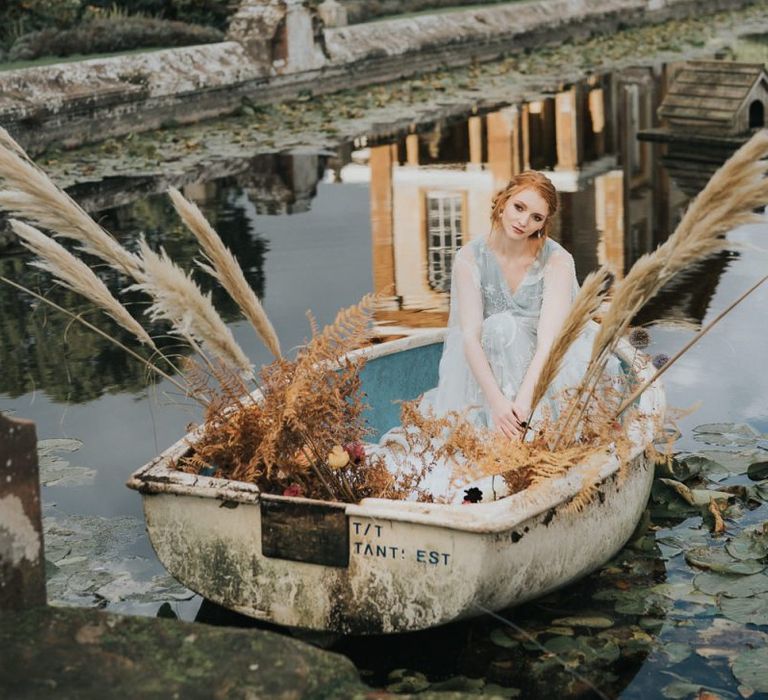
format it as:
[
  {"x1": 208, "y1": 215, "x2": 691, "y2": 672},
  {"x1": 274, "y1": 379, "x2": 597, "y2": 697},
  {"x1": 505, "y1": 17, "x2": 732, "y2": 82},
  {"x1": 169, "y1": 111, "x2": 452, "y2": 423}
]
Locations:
[
  {"x1": 168, "y1": 187, "x2": 282, "y2": 360},
  {"x1": 10, "y1": 219, "x2": 157, "y2": 349},
  {"x1": 132, "y1": 238, "x2": 254, "y2": 379},
  {"x1": 529, "y1": 266, "x2": 613, "y2": 413},
  {"x1": 0, "y1": 127, "x2": 143, "y2": 279}
]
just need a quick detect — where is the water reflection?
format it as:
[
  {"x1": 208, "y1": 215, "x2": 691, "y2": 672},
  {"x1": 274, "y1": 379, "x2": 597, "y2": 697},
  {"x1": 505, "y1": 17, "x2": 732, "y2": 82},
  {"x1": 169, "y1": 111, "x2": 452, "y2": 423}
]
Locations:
[{"x1": 0, "y1": 65, "x2": 745, "y2": 399}]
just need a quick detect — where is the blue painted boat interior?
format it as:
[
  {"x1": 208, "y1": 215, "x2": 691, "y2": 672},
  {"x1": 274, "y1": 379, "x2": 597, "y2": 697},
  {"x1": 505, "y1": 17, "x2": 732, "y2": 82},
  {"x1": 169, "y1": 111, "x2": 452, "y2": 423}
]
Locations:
[{"x1": 360, "y1": 341, "x2": 444, "y2": 441}]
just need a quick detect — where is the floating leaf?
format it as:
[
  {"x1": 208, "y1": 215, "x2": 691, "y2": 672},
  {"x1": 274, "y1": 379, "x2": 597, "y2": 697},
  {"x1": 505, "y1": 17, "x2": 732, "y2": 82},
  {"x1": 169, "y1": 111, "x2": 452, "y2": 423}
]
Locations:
[
  {"x1": 692, "y1": 423, "x2": 761, "y2": 447},
  {"x1": 37, "y1": 438, "x2": 95, "y2": 487},
  {"x1": 747, "y1": 461, "x2": 768, "y2": 481},
  {"x1": 692, "y1": 449, "x2": 766, "y2": 475},
  {"x1": 694, "y1": 571, "x2": 768, "y2": 597},
  {"x1": 658, "y1": 479, "x2": 733, "y2": 506},
  {"x1": 685, "y1": 547, "x2": 765, "y2": 575},
  {"x1": 731, "y1": 647, "x2": 768, "y2": 692},
  {"x1": 551, "y1": 616, "x2": 613, "y2": 629},
  {"x1": 489, "y1": 628, "x2": 519, "y2": 649},
  {"x1": 663, "y1": 642, "x2": 693, "y2": 664},
  {"x1": 726, "y1": 528, "x2": 768, "y2": 561},
  {"x1": 720, "y1": 593, "x2": 768, "y2": 625}
]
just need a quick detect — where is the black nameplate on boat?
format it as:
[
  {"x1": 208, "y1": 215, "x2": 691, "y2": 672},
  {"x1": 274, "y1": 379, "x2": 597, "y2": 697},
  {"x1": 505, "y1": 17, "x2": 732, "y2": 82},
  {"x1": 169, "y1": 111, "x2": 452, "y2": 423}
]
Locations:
[{"x1": 261, "y1": 497, "x2": 349, "y2": 568}]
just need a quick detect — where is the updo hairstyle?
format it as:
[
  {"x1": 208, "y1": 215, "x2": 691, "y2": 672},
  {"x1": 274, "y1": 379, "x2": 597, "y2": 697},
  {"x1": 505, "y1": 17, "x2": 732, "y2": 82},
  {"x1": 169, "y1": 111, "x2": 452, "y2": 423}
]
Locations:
[{"x1": 490, "y1": 170, "x2": 558, "y2": 239}]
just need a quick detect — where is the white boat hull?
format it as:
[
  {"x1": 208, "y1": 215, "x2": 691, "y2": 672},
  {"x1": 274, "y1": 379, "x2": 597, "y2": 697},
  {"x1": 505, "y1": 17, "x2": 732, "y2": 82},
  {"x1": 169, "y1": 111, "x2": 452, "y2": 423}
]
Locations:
[{"x1": 129, "y1": 330, "x2": 663, "y2": 634}]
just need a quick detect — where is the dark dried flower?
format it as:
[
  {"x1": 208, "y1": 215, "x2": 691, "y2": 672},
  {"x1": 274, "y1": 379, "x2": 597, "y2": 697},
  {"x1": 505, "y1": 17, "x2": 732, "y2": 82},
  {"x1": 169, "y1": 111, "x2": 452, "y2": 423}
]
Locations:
[
  {"x1": 652, "y1": 353, "x2": 670, "y2": 370},
  {"x1": 463, "y1": 487, "x2": 483, "y2": 504},
  {"x1": 628, "y1": 327, "x2": 651, "y2": 349}
]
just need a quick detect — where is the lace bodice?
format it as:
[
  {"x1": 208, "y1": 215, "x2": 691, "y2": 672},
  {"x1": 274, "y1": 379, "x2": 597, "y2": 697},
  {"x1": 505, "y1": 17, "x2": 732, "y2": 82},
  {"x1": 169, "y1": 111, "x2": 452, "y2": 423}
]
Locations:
[{"x1": 463, "y1": 236, "x2": 576, "y2": 320}]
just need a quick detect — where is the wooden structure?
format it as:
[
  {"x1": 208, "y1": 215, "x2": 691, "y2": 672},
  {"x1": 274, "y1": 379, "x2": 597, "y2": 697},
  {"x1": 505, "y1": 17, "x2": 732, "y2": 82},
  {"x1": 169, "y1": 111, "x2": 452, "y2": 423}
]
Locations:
[
  {"x1": 0, "y1": 414, "x2": 46, "y2": 610},
  {"x1": 658, "y1": 61, "x2": 768, "y2": 135}
]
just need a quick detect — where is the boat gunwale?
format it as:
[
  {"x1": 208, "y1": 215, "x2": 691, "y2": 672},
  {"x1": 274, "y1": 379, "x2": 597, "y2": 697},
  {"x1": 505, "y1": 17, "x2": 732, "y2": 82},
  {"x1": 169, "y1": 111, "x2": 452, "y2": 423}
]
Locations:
[{"x1": 127, "y1": 329, "x2": 664, "y2": 534}]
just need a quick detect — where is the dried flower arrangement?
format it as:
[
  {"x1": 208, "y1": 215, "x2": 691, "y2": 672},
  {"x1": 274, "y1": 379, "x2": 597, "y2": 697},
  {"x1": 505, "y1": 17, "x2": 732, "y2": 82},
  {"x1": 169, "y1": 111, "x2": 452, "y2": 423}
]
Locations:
[{"x1": 1, "y1": 126, "x2": 767, "y2": 507}]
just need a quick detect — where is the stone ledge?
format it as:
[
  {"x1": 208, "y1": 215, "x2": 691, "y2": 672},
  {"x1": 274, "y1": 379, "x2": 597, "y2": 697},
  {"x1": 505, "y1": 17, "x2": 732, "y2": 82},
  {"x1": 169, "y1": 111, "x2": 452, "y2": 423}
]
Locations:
[{"x1": 0, "y1": 0, "x2": 759, "y2": 154}]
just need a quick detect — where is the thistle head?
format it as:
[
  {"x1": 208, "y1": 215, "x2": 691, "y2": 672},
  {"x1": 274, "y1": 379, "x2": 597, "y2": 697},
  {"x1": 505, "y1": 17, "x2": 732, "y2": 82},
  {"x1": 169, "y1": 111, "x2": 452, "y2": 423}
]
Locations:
[
  {"x1": 629, "y1": 327, "x2": 651, "y2": 349},
  {"x1": 652, "y1": 353, "x2": 670, "y2": 370}
]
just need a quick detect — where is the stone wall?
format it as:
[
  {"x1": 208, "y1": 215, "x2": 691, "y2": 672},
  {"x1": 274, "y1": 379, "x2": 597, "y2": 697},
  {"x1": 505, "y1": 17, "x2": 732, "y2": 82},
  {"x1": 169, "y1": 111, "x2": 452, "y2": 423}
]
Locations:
[{"x1": 0, "y1": 0, "x2": 760, "y2": 155}]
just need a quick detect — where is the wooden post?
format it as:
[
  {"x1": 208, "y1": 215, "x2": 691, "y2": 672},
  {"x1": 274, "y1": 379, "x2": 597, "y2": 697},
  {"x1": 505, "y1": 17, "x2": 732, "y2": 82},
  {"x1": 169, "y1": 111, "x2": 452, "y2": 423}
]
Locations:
[{"x1": 0, "y1": 413, "x2": 46, "y2": 609}]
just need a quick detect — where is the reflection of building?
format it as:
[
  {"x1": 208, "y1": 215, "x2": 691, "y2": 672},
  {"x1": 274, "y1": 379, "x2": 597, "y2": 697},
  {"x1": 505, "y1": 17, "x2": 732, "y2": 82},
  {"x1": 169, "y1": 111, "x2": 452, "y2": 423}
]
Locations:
[
  {"x1": 640, "y1": 61, "x2": 768, "y2": 196},
  {"x1": 363, "y1": 67, "x2": 726, "y2": 335},
  {"x1": 238, "y1": 153, "x2": 325, "y2": 214}
]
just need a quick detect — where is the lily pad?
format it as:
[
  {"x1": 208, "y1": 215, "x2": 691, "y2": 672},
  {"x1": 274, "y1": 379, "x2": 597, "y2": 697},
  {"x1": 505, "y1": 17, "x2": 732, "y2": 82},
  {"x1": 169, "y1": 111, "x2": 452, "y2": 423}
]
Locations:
[
  {"x1": 725, "y1": 528, "x2": 768, "y2": 561},
  {"x1": 747, "y1": 461, "x2": 768, "y2": 481},
  {"x1": 690, "y1": 449, "x2": 767, "y2": 476},
  {"x1": 489, "y1": 628, "x2": 519, "y2": 649},
  {"x1": 694, "y1": 571, "x2": 768, "y2": 597},
  {"x1": 551, "y1": 615, "x2": 613, "y2": 629},
  {"x1": 37, "y1": 438, "x2": 95, "y2": 487},
  {"x1": 720, "y1": 593, "x2": 768, "y2": 625},
  {"x1": 662, "y1": 642, "x2": 693, "y2": 664},
  {"x1": 692, "y1": 423, "x2": 761, "y2": 447},
  {"x1": 731, "y1": 647, "x2": 768, "y2": 692},
  {"x1": 685, "y1": 547, "x2": 765, "y2": 575},
  {"x1": 658, "y1": 479, "x2": 733, "y2": 506}
]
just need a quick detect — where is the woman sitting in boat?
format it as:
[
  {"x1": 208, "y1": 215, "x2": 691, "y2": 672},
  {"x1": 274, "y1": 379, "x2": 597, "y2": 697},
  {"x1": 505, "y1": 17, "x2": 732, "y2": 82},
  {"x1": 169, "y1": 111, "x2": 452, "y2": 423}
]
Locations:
[
  {"x1": 420, "y1": 170, "x2": 614, "y2": 438},
  {"x1": 377, "y1": 171, "x2": 619, "y2": 498}
]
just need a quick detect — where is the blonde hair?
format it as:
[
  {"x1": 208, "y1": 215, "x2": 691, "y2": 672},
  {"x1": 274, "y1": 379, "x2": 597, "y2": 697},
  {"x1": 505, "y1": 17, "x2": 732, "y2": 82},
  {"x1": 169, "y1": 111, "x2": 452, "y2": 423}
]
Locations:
[{"x1": 490, "y1": 170, "x2": 558, "y2": 241}]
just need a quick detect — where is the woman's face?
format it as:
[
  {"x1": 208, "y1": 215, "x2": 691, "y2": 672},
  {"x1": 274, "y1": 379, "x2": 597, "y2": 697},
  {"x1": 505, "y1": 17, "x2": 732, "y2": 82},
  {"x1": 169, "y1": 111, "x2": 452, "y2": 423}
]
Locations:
[{"x1": 499, "y1": 187, "x2": 549, "y2": 241}]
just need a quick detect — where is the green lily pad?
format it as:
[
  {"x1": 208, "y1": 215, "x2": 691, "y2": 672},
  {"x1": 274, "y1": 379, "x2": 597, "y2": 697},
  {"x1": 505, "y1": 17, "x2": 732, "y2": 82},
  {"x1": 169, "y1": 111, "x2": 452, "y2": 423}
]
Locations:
[
  {"x1": 551, "y1": 616, "x2": 613, "y2": 629},
  {"x1": 386, "y1": 669, "x2": 430, "y2": 693},
  {"x1": 747, "y1": 461, "x2": 768, "y2": 481},
  {"x1": 662, "y1": 642, "x2": 693, "y2": 664},
  {"x1": 658, "y1": 479, "x2": 733, "y2": 506},
  {"x1": 544, "y1": 635, "x2": 621, "y2": 665},
  {"x1": 489, "y1": 628, "x2": 519, "y2": 649},
  {"x1": 678, "y1": 454, "x2": 729, "y2": 481},
  {"x1": 691, "y1": 449, "x2": 767, "y2": 475},
  {"x1": 661, "y1": 674, "x2": 735, "y2": 699},
  {"x1": 692, "y1": 423, "x2": 761, "y2": 447},
  {"x1": 720, "y1": 593, "x2": 768, "y2": 625},
  {"x1": 38, "y1": 438, "x2": 95, "y2": 487},
  {"x1": 694, "y1": 571, "x2": 768, "y2": 597},
  {"x1": 685, "y1": 547, "x2": 765, "y2": 575},
  {"x1": 725, "y1": 528, "x2": 768, "y2": 561},
  {"x1": 731, "y1": 647, "x2": 768, "y2": 692}
]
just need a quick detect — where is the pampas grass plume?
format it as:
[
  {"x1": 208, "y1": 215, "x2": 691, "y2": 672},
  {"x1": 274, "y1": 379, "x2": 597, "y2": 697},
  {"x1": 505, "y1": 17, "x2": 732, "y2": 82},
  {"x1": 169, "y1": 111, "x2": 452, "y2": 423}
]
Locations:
[
  {"x1": 133, "y1": 238, "x2": 254, "y2": 378},
  {"x1": 0, "y1": 127, "x2": 143, "y2": 279},
  {"x1": 11, "y1": 219, "x2": 156, "y2": 349},
  {"x1": 167, "y1": 187, "x2": 282, "y2": 360}
]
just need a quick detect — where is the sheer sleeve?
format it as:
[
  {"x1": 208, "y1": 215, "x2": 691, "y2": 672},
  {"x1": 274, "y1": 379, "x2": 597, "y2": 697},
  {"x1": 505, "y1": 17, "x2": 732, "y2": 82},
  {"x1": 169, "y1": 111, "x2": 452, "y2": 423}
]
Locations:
[
  {"x1": 453, "y1": 246, "x2": 483, "y2": 341},
  {"x1": 536, "y1": 250, "x2": 577, "y2": 349},
  {"x1": 514, "y1": 249, "x2": 577, "y2": 407}
]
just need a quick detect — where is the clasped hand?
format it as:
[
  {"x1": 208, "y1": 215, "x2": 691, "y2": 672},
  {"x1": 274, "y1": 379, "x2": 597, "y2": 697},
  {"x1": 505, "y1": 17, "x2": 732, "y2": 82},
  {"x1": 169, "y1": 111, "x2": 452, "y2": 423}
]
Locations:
[{"x1": 490, "y1": 396, "x2": 529, "y2": 440}]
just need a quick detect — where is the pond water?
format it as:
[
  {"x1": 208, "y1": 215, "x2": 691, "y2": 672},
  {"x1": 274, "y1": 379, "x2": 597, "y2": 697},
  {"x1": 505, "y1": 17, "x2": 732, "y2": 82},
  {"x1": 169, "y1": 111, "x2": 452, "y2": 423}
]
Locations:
[{"x1": 1, "y1": 59, "x2": 768, "y2": 698}]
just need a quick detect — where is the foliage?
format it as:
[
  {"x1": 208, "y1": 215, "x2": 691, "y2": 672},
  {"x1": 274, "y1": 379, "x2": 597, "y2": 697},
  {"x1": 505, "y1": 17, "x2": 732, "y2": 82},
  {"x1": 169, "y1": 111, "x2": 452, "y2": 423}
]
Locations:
[
  {"x1": 8, "y1": 15, "x2": 223, "y2": 61},
  {"x1": 177, "y1": 296, "x2": 435, "y2": 503},
  {"x1": 0, "y1": 0, "x2": 233, "y2": 55}
]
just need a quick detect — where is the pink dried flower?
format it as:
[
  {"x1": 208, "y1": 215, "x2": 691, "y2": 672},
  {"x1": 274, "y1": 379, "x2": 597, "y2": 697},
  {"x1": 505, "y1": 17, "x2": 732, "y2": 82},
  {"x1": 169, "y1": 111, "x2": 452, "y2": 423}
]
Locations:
[
  {"x1": 344, "y1": 442, "x2": 366, "y2": 464},
  {"x1": 283, "y1": 483, "x2": 304, "y2": 498}
]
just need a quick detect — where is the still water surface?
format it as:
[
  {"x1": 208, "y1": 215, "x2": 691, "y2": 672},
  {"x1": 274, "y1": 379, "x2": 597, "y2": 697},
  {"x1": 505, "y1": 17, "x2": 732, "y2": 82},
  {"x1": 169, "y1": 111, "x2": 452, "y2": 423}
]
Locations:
[{"x1": 1, "y1": 62, "x2": 767, "y2": 698}]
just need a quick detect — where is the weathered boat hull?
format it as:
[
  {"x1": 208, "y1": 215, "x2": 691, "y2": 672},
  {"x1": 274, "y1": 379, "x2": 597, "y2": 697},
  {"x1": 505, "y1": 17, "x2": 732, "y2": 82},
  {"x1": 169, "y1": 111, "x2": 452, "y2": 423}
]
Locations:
[{"x1": 128, "y1": 330, "x2": 663, "y2": 634}]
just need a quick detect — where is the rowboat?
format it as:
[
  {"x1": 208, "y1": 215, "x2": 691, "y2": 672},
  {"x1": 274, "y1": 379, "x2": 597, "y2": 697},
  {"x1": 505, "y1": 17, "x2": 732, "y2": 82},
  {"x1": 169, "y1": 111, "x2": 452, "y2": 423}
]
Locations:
[{"x1": 127, "y1": 328, "x2": 664, "y2": 634}]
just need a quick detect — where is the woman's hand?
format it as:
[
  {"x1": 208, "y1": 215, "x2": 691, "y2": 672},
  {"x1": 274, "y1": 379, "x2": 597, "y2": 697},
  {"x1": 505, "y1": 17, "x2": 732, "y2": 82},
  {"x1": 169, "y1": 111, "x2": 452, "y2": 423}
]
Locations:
[{"x1": 490, "y1": 395, "x2": 526, "y2": 440}]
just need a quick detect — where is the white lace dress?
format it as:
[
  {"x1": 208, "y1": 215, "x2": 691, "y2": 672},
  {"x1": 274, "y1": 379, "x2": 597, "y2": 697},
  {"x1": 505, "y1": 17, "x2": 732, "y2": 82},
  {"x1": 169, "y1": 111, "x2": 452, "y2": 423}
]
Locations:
[{"x1": 376, "y1": 236, "x2": 617, "y2": 502}]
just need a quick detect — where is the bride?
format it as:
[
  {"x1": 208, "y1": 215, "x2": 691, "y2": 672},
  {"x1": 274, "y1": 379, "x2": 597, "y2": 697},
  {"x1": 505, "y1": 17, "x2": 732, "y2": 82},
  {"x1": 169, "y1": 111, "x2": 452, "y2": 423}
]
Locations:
[{"x1": 378, "y1": 170, "x2": 615, "y2": 500}]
